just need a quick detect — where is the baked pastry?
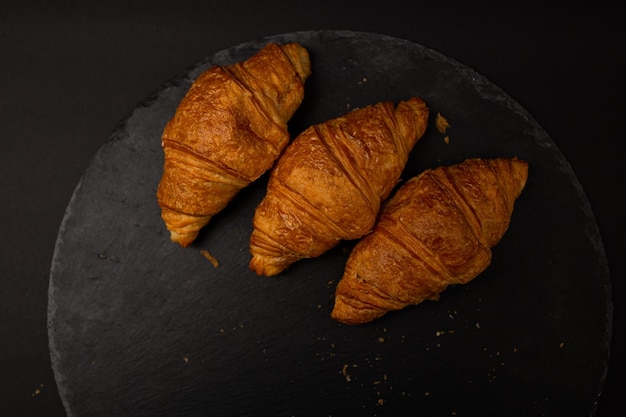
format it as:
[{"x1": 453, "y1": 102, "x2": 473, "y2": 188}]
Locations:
[
  {"x1": 156, "y1": 42, "x2": 311, "y2": 247},
  {"x1": 331, "y1": 157, "x2": 528, "y2": 324},
  {"x1": 249, "y1": 97, "x2": 430, "y2": 276}
]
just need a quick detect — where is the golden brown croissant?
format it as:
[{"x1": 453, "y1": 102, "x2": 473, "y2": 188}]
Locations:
[
  {"x1": 331, "y1": 157, "x2": 529, "y2": 325},
  {"x1": 249, "y1": 97, "x2": 430, "y2": 277},
  {"x1": 156, "y1": 42, "x2": 311, "y2": 247}
]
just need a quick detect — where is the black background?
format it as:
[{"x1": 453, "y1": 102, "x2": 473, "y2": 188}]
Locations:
[{"x1": 2, "y1": 1, "x2": 623, "y2": 416}]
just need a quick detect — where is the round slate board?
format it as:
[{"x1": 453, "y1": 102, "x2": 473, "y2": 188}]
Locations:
[{"x1": 48, "y1": 30, "x2": 611, "y2": 417}]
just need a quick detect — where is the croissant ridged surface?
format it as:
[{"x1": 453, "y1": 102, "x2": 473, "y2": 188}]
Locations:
[
  {"x1": 156, "y1": 42, "x2": 311, "y2": 247},
  {"x1": 249, "y1": 97, "x2": 430, "y2": 277},
  {"x1": 331, "y1": 157, "x2": 529, "y2": 325}
]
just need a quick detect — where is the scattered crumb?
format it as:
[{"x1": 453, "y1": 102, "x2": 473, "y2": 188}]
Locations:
[
  {"x1": 341, "y1": 364, "x2": 352, "y2": 382},
  {"x1": 377, "y1": 398, "x2": 384, "y2": 406},
  {"x1": 31, "y1": 384, "x2": 44, "y2": 397},
  {"x1": 183, "y1": 356, "x2": 190, "y2": 364},
  {"x1": 200, "y1": 249, "x2": 219, "y2": 267},
  {"x1": 444, "y1": 136, "x2": 450, "y2": 144},
  {"x1": 475, "y1": 322, "x2": 481, "y2": 329},
  {"x1": 435, "y1": 112, "x2": 451, "y2": 133},
  {"x1": 378, "y1": 337, "x2": 385, "y2": 343},
  {"x1": 559, "y1": 342, "x2": 565, "y2": 348}
]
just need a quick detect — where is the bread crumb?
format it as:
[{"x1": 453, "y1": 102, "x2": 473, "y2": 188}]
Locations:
[
  {"x1": 435, "y1": 112, "x2": 451, "y2": 133},
  {"x1": 444, "y1": 136, "x2": 450, "y2": 144},
  {"x1": 200, "y1": 249, "x2": 219, "y2": 267},
  {"x1": 31, "y1": 384, "x2": 44, "y2": 397},
  {"x1": 341, "y1": 364, "x2": 358, "y2": 382}
]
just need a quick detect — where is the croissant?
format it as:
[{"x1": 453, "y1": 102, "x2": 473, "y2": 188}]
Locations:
[
  {"x1": 331, "y1": 157, "x2": 529, "y2": 325},
  {"x1": 249, "y1": 97, "x2": 430, "y2": 277},
  {"x1": 156, "y1": 42, "x2": 311, "y2": 247}
]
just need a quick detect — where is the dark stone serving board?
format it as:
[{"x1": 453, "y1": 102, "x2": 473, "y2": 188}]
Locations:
[{"x1": 48, "y1": 30, "x2": 611, "y2": 417}]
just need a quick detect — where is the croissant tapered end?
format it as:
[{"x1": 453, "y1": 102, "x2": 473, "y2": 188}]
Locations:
[
  {"x1": 249, "y1": 254, "x2": 294, "y2": 277},
  {"x1": 248, "y1": 227, "x2": 314, "y2": 276},
  {"x1": 331, "y1": 291, "x2": 387, "y2": 325},
  {"x1": 159, "y1": 208, "x2": 212, "y2": 247},
  {"x1": 331, "y1": 157, "x2": 529, "y2": 325},
  {"x1": 156, "y1": 42, "x2": 311, "y2": 247},
  {"x1": 503, "y1": 157, "x2": 529, "y2": 203}
]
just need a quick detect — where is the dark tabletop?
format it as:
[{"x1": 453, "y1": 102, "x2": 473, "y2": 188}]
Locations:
[{"x1": 2, "y1": 1, "x2": 624, "y2": 416}]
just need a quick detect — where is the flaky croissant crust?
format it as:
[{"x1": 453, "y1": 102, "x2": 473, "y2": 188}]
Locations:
[
  {"x1": 157, "y1": 42, "x2": 311, "y2": 247},
  {"x1": 249, "y1": 97, "x2": 430, "y2": 277},
  {"x1": 331, "y1": 157, "x2": 529, "y2": 325}
]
